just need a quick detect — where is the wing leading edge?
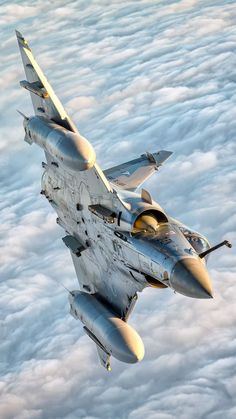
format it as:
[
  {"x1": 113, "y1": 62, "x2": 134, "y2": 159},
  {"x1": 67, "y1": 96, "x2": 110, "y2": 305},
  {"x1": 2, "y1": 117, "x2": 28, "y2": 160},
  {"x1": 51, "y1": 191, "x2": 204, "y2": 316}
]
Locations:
[{"x1": 16, "y1": 30, "x2": 77, "y2": 133}]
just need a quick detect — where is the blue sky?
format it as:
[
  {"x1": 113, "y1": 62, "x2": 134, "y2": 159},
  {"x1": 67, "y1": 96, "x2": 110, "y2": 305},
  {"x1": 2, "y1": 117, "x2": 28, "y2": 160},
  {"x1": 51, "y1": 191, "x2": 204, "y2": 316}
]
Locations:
[{"x1": 0, "y1": 1, "x2": 236, "y2": 418}]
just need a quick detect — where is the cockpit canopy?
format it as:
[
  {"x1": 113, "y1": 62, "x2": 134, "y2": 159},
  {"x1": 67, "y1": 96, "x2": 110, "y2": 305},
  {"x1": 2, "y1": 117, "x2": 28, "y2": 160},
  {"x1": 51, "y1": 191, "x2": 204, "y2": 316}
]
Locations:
[{"x1": 178, "y1": 225, "x2": 210, "y2": 255}]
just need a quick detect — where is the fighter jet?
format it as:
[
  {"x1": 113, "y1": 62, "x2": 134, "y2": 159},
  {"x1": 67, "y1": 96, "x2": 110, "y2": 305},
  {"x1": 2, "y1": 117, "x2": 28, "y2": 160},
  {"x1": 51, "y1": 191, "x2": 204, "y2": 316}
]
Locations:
[{"x1": 16, "y1": 31, "x2": 232, "y2": 371}]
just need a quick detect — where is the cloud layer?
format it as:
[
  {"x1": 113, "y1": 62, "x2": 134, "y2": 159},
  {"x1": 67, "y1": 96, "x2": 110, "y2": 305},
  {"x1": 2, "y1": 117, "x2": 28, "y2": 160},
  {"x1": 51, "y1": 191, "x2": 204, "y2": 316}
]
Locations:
[{"x1": 0, "y1": 1, "x2": 236, "y2": 418}]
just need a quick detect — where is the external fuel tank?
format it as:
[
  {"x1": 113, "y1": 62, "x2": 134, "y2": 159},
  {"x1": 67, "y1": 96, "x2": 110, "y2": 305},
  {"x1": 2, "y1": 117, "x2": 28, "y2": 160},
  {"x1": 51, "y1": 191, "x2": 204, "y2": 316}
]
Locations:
[
  {"x1": 24, "y1": 116, "x2": 96, "y2": 171},
  {"x1": 69, "y1": 291, "x2": 144, "y2": 364}
]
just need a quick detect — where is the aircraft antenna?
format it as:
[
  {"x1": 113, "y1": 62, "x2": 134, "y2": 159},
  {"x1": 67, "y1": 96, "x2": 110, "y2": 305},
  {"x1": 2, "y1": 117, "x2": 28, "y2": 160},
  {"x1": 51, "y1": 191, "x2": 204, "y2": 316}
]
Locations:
[
  {"x1": 51, "y1": 277, "x2": 73, "y2": 295},
  {"x1": 16, "y1": 109, "x2": 29, "y2": 120}
]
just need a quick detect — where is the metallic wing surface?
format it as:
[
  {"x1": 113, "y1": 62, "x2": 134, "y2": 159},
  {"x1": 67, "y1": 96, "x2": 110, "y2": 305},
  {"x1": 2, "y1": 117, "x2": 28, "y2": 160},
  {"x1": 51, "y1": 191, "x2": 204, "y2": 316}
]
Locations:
[
  {"x1": 104, "y1": 150, "x2": 173, "y2": 191},
  {"x1": 16, "y1": 30, "x2": 113, "y2": 196},
  {"x1": 16, "y1": 30, "x2": 77, "y2": 132}
]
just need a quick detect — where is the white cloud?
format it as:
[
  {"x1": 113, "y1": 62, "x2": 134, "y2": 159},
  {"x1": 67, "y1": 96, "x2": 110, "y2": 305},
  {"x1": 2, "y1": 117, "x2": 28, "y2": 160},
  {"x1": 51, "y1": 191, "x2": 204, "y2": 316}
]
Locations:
[{"x1": 0, "y1": 4, "x2": 41, "y2": 24}]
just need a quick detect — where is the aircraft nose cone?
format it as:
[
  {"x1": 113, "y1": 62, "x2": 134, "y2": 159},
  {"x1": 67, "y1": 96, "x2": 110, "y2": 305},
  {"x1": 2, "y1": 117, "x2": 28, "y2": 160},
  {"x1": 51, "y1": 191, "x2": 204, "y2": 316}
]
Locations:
[{"x1": 170, "y1": 258, "x2": 213, "y2": 299}]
